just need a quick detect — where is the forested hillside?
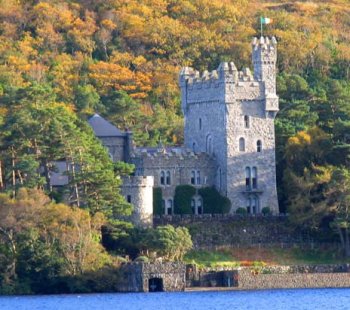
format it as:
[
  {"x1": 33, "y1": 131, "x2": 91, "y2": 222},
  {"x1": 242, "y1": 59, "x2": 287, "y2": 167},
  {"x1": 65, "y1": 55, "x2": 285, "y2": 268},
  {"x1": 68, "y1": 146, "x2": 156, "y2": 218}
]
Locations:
[{"x1": 1, "y1": 0, "x2": 350, "y2": 292}]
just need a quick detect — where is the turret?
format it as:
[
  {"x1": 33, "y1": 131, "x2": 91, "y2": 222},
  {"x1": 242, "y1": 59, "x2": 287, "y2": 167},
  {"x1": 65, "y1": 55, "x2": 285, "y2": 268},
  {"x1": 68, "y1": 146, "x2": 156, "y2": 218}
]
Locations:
[
  {"x1": 252, "y1": 36, "x2": 279, "y2": 115},
  {"x1": 252, "y1": 36, "x2": 277, "y2": 94}
]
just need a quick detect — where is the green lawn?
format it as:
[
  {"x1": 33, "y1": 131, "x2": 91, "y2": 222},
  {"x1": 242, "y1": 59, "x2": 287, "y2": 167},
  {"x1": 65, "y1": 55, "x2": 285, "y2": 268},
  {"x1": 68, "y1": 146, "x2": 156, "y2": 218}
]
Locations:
[{"x1": 184, "y1": 246, "x2": 350, "y2": 268}]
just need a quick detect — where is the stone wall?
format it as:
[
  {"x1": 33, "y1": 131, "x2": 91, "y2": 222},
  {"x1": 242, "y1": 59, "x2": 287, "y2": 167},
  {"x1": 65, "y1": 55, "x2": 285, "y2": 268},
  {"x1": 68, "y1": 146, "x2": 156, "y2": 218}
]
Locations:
[
  {"x1": 237, "y1": 267, "x2": 350, "y2": 290},
  {"x1": 186, "y1": 264, "x2": 350, "y2": 290},
  {"x1": 141, "y1": 262, "x2": 186, "y2": 292},
  {"x1": 118, "y1": 262, "x2": 186, "y2": 292},
  {"x1": 154, "y1": 215, "x2": 301, "y2": 249},
  {"x1": 179, "y1": 37, "x2": 279, "y2": 214},
  {"x1": 131, "y1": 148, "x2": 217, "y2": 214},
  {"x1": 121, "y1": 176, "x2": 154, "y2": 228}
]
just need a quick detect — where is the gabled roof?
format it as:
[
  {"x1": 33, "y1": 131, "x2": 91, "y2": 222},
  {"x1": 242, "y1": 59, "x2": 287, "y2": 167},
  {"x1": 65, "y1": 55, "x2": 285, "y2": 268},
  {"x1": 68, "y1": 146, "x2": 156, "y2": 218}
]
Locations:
[
  {"x1": 49, "y1": 161, "x2": 69, "y2": 186},
  {"x1": 88, "y1": 114, "x2": 126, "y2": 137}
]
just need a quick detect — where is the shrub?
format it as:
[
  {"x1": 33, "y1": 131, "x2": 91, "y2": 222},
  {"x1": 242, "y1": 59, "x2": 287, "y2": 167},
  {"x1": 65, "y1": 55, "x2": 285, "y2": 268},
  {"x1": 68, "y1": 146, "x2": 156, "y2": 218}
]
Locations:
[
  {"x1": 174, "y1": 185, "x2": 196, "y2": 214},
  {"x1": 134, "y1": 256, "x2": 149, "y2": 263},
  {"x1": 236, "y1": 207, "x2": 247, "y2": 215},
  {"x1": 153, "y1": 187, "x2": 163, "y2": 215},
  {"x1": 198, "y1": 187, "x2": 231, "y2": 214},
  {"x1": 262, "y1": 207, "x2": 271, "y2": 215}
]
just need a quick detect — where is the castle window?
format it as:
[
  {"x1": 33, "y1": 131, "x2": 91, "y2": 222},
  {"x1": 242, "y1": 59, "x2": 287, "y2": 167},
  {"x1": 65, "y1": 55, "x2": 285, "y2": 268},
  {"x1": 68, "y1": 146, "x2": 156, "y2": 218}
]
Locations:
[
  {"x1": 252, "y1": 167, "x2": 258, "y2": 189},
  {"x1": 166, "y1": 171, "x2": 171, "y2": 185},
  {"x1": 196, "y1": 170, "x2": 201, "y2": 185},
  {"x1": 251, "y1": 196, "x2": 258, "y2": 214},
  {"x1": 127, "y1": 195, "x2": 132, "y2": 203},
  {"x1": 257, "y1": 140, "x2": 262, "y2": 152},
  {"x1": 191, "y1": 197, "x2": 204, "y2": 214},
  {"x1": 199, "y1": 118, "x2": 202, "y2": 130},
  {"x1": 206, "y1": 135, "x2": 213, "y2": 154},
  {"x1": 166, "y1": 199, "x2": 173, "y2": 215},
  {"x1": 160, "y1": 171, "x2": 165, "y2": 185},
  {"x1": 191, "y1": 170, "x2": 201, "y2": 185},
  {"x1": 191, "y1": 171, "x2": 195, "y2": 185},
  {"x1": 245, "y1": 167, "x2": 251, "y2": 190},
  {"x1": 244, "y1": 115, "x2": 250, "y2": 128},
  {"x1": 246, "y1": 196, "x2": 259, "y2": 214},
  {"x1": 192, "y1": 142, "x2": 196, "y2": 152},
  {"x1": 246, "y1": 198, "x2": 251, "y2": 214},
  {"x1": 197, "y1": 197, "x2": 203, "y2": 214},
  {"x1": 239, "y1": 138, "x2": 245, "y2": 152},
  {"x1": 191, "y1": 199, "x2": 196, "y2": 214}
]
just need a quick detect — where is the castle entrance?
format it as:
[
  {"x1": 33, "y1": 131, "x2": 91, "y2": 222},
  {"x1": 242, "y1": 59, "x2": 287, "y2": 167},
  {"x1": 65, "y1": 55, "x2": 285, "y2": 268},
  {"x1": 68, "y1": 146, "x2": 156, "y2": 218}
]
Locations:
[{"x1": 148, "y1": 277, "x2": 164, "y2": 292}]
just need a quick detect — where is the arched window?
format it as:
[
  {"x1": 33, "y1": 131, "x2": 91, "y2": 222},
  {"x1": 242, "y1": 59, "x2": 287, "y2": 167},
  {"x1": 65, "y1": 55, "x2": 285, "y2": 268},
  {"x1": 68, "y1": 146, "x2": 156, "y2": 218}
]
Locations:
[
  {"x1": 244, "y1": 115, "x2": 250, "y2": 128},
  {"x1": 199, "y1": 118, "x2": 202, "y2": 130},
  {"x1": 251, "y1": 197, "x2": 258, "y2": 214},
  {"x1": 192, "y1": 142, "x2": 196, "y2": 152},
  {"x1": 166, "y1": 171, "x2": 171, "y2": 185},
  {"x1": 196, "y1": 170, "x2": 201, "y2": 185},
  {"x1": 245, "y1": 167, "x2": 251, "y2": 190},
  {"x1": 160, "y1": 171, "x2": 165, "y2": 185},
  {"x1": 257, "y1": 140, "x2": 262, "y2": 152},
  {"x1": 252, "y1": 167, "x2": 257, "y2": 189},
  {"x1": 197, "y1": 198, "x2": 203, "y2": 214},
  {"x1": 246, "y1": 198, "x2": 251, "y2": 214},
  {"x1": 167, "y1": 199, "x2": 173, "y2": 215},
  {"x1": 191, "y1": 199, "x2": 196, "y2": 214},
  {"x1": 206, "y1": 135, "x2": 213, "y2": 154},
  {"x1": 239, "y1": 138, "x2": 245, "y2": 152},
  {"x1": 191, "y1": 171, "x2": 195, "y2": 185}
]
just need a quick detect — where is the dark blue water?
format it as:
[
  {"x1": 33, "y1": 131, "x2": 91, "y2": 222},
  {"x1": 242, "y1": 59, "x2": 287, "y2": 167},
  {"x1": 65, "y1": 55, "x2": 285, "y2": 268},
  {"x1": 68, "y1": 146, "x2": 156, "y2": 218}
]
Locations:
[{"x1": 0, "y1": 289, "x2": 350, "y2": 310}]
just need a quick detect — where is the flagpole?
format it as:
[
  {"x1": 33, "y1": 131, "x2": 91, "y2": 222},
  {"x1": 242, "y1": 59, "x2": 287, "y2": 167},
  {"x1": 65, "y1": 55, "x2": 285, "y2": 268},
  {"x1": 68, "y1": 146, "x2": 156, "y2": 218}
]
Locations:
[{"x1": 260, "y1": 17, "x2": 263, "y2": 37}]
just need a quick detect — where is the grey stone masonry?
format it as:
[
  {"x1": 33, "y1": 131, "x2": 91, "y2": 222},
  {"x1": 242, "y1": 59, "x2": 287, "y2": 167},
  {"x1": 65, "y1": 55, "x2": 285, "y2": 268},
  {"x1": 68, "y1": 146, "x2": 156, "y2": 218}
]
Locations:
[
  {"x1": 121, "y1": 176, "x2": 154, "y2": 228},
  {"x1": 119, "y1": 262, "x2": 186, "y2": 292},
  {"x1": 130, "y1": 147, "x2": 217, "y2": 215},
  {"x1": 179, "y1": 36, "x2": 279, "y2": 214}
]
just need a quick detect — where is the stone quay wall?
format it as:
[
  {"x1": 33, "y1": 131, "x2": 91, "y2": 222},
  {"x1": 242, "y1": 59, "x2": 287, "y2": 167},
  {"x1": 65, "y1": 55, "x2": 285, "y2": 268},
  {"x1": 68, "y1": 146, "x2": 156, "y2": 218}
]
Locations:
[
  {"x1": 186, "y1": 264, "x2": 350, "y2": 290},
  {"x1": 238, "y1": 268, "x2": 350, "y2": 290}
]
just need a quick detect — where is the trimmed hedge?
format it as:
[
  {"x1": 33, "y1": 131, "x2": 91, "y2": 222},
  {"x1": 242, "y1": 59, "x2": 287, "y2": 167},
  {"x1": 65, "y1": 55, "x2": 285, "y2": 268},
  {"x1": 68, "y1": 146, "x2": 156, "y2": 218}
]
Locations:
[
  {"x1": 174, "y1": 185, "x2": 196, "y2": 214},
  {"x1": 153, "y1": 187, "x2": 163, "y2": 215},
  {"x1": 198, "y1": 187, "x2": 231, "y2": 214},
  {"x1": 236, "y1": 207, "x2": 247, "y2": 215}
]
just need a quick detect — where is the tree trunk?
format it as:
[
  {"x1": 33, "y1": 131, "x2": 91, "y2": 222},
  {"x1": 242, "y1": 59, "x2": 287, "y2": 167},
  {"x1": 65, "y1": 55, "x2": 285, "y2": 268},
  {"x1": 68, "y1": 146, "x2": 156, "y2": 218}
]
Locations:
[
  {"x1": 0, "y1": 160, "x2": 4, "y2": 189},
  {"x1": 43, "y1": 159, "x2": 52, "y2": 192},
  {"x1": 345, "y1": 227, "x2": 350, "y2": 257},
  {"x1": 11, "y1": 148, "x2": 16, "y2": 197}
]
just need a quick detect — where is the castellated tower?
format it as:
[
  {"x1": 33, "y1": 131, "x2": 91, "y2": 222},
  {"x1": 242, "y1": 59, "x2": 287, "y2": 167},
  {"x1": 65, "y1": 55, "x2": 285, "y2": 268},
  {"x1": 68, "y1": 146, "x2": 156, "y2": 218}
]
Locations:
[
  {"x1": 121, "y1": 176, "x2": 154, "y2": 228},
  {"x1": 179, "y1": 37, "x2": 279, "y2": 214}
]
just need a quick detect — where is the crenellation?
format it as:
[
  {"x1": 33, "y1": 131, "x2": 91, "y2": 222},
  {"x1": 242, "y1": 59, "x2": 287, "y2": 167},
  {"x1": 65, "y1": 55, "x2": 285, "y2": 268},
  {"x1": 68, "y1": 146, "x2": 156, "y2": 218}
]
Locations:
[
  {"x1": 86, "y1": 36, "x2": 280, "y2": 226},
  {"x1": 181, "y1": 36, "x2": 279, "y2": 214}
]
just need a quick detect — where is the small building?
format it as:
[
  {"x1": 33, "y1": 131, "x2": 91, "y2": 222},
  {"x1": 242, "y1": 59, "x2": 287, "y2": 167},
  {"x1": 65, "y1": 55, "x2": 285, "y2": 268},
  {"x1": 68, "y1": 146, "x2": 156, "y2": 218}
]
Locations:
[{"x1": 120, "y1": 262, "x2": 186, "y2": 292}]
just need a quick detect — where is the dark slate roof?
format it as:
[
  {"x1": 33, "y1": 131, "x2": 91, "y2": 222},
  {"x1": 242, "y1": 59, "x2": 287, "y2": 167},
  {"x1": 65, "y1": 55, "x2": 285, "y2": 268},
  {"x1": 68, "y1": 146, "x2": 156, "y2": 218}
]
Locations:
[
  {"x1": 135, "y1": 146, "x2": 185, "y2": 155},
  {"x1": 88, "y1": 114, "x2": 126, "y2": 137},
  {"x1": 49, "y1": 161, "x2": 69, "y2": 187}
]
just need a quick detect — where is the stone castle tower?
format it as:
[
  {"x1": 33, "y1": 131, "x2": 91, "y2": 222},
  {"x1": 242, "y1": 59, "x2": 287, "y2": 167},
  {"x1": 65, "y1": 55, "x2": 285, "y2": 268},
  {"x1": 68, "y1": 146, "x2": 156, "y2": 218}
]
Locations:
[{"x1": 179, "y1": 37, "x2": 279, "y2": 213}]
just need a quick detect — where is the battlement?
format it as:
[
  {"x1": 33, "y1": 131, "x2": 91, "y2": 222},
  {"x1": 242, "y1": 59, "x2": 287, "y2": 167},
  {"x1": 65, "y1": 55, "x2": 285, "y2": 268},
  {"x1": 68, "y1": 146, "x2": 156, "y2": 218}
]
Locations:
[
  {"x1": 122, "y1": 175, "x2": 154, "y2": 188},
  {"x1": 132, "y1": 147, "x2": 214, "y2": 161},
  {"x1": 179, "y1": 62, "x2": 257, "y2": 87},
  {"x1": 252, "y1": 36, "x2": 277, "y2": 52}
]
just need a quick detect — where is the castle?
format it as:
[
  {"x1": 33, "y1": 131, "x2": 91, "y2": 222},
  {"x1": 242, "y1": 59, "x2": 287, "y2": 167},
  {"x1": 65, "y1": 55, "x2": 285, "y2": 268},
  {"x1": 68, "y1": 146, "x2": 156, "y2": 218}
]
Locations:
[{"x1": 51, "y1": 37, "x2": 279, "y2": 227}]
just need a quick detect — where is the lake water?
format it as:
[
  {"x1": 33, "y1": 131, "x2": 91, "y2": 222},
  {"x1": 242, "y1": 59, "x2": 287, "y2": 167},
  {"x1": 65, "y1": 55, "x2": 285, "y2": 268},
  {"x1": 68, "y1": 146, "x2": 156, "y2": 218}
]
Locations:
[{"x1": 1, "y1": 288, "x2": 350, "y2": 310}]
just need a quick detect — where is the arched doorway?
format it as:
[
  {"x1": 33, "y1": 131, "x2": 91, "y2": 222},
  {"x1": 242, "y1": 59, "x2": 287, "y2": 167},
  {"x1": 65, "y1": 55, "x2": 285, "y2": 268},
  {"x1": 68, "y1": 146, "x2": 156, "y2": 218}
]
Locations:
[{"x1": 148, "y1": 277, "x2": 164, "y2": 292}]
